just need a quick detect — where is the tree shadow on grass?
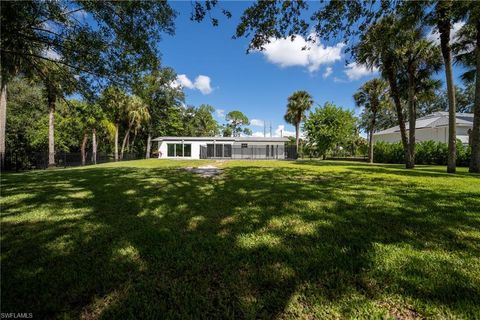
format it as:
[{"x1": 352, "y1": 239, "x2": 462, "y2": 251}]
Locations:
[
  {"x1": 295, "y1": 160, "x2": 480, "y2": 178},
  {"x1": 1, "y1": 164, "x2": 479, "y2": 319}
]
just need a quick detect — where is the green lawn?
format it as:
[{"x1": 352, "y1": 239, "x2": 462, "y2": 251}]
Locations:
[{"x1": 1, "y1": 160, "x2": 479, "y2": 319}]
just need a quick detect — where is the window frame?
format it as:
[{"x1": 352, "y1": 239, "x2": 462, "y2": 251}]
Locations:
[
  {"x1": 183, "y1": 144, "x2": 191, "y2": 157},
  {"x1": 167, "y1": 144, "x2": 175, "y2": 157}
]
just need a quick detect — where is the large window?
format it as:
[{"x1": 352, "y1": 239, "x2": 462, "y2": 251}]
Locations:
[
  {"x1": 166, "y1": 143, "x2": 191, "y2": 157},
  {"x1": 224, "y1": 144, "x2": 232, "y2": 158},
  {"x1": 206, "y1": 143, "x2": 232, "y2": 158},
  {"x1": 184, "y1": 144, "x2": 191, "y2": 157},
  {"x1": 175, "y1": 144, "x2": 183, "y2": 157},
  {"x1": 215, "y1": 144, "x2": 223, "y2": 157},
  {"x1": 207, "y1": 144, "x2": 215, "y2": 157},
  {"x1": 167, "y1": 144, "x2": 175, "y2": 157}
]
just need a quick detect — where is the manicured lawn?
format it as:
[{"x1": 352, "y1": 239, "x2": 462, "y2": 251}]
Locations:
[{"x1": 1, "y1": 160, "x2": 479, "y2": 319}]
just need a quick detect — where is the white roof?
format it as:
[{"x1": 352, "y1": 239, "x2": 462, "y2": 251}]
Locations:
[
  {"x1": 374, "y1": 112, "x2": 473, "y2": 135},
  {"x1": 152, "y1": 136, "x2": 289, "y2": 142}
]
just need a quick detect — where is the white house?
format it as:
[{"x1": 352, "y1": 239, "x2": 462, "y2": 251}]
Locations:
[
  {"x1": 373, "y1": 112, "x2": 473, "y2": 145},
  {"x1": 152, "y1": 136, "x2": 291, "y2": 160}
]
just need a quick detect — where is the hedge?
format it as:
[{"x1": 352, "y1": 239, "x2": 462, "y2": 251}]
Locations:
[{"x1": 373, "y1": 140, "x2": 471, "y2": 166}]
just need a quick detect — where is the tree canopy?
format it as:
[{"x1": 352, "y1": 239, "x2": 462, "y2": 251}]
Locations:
[{"x1": 303, "y1": 103, "x2": 357, "y2": 158}]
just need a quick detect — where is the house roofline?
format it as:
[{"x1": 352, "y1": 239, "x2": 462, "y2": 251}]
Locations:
[{"x1": 152, "y1": 136, "x2": 289, "y2": 142}]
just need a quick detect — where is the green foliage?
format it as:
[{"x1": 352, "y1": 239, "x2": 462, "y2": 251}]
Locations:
[
  {"x1": 183, "y1": 104, "x2": 219, "y2": 137},
  {"x1": 374, "y1": 140, "x2": 471, "y2": 166},
  {"x1": 222, "y1": 125, "x2": 233, "y2": 137},
  {"x1": 285, "y1": 90, "x2": 314, "y2": 148},
  {"x1": 303, "y1": 102, "x2": 357, "y2": 157},
  {"x1": 225, "y1": 110, "x2": 250, "y2": 137},
  {"x1": 1, "y1": 1, "x2": 176, "y2": 94},
  {"x1": 133, "y1": 67, "x2": 185, "y2": 139},
  {"x1": 420, "y1": 84, "x2": 476, "y2": 115},
  {"x1": 5, "y1": 77, "x2": 46, "y2": 155}
]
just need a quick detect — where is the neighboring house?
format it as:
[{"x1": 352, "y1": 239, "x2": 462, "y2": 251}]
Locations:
[
  {"x1": 373, "y1": 112, "x2": 473, "y2": 145},
  {"x1": 152, "y1": 136, "x2": 291, "y2": 160}
]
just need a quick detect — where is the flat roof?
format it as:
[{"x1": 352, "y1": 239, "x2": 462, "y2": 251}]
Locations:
[{"x1": 152, "y1": 136, "x2": 289, "y2": 142}]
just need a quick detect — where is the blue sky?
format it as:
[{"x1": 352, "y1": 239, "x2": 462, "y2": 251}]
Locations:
[{"x1": 159, "y1": 1, "x2": 467, "y2": 137}]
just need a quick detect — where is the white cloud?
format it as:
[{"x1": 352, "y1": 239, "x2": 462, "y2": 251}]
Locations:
[
  {"x1": 176, "y1": 74, "x2": 194, "y2": 89},
  {"x1": 193, "y1": 75, "x2": 213, "y2": 94},
  {"x1": 251, "y1": 125, "x2": 297, "y2": 138},
  {"x1": 275, "y1": 125, "x2": 297, "y2": 138},
  {"x1": 215, "y1": 109, "x2": 225, "y2": 118},
  {"x1": 250, "y1": 119, "x2": 264, "y2": 127},
  {"x1": 252, "y1": 131, "x2": 265, "y2": 137},
  {"x1": 172, "y1": 74, "x2": 213, "y2": 95},
  {"x1": 344, "y1": 62, "x2": 378, "y2": 81},
  {"x1": 427, "y1": 21, "x2": 465, "y2": 45},
  {"x1": 259, "y1": 33, "x2": 345, "y2": 72},
  {"x1": 323, "y1": 66, "x2": 333, "y2": 78}
]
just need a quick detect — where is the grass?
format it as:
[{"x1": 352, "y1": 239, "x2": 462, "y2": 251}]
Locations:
[{"x1": 1, "y1": 159, "x2": 479, "y2": 319}]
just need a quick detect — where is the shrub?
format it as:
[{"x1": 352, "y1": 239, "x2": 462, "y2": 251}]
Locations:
[{"x1": 373, "y1": 140, "x2": 471, "y2": 166}]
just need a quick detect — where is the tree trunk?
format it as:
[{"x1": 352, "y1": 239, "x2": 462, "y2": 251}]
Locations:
[
  {"x1": 437, "y1": 3, "x2": 456, "y2": 173},
  {"x1": 406, "y1": 66, "x2": 416, "y2": 169},
  {"x1": 470, "y1": 21, "x2": 480, "y2": 173},
  {"x1": 130, "y1": 131, "x2": 137, "y2": 152},
  {"x1": 146, "y1": 133, "x2": 152, "y2": 159},
  {"x1": 92, "y1": 128, "x2": 97, "y2": 165},
  {"x1": 47, "y1": 90, "x2": 56, "y2": 167},
  {"x1": 114, "y1": 122, "x2": 119, "y2": 161},
  {"x1": 120, "y1": 127, "x2": 131, "y2": 160},
  {"x1": 368, "y1": 115, "x2": 375, "y2": 163},
  {"x1": 81, "y1": 132, "x2": 88, "y2": 166},
  {"x1": 0, "y1": 79, "x2": 7, "y2": 168},
  {"x1": 386, "y1": 65, "x2": 410, "y2": 167},
  {"x1": 295, "y1": 122, "x2": 300, "y2": 157}
]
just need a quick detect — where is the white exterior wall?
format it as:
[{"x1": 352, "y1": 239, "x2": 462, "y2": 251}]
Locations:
[
  {"x1": 157, "y1": 140, "x2": 286, "y2": 159},
  {"x1": 158, "y1": 140, "x2": 234, "y2": 159},
  {"x1": 373, "y1": 126, "x2": 472, "y2": 144}
]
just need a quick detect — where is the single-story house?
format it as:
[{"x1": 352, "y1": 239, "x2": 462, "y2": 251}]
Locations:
[
  {"x1": 373, "y1": 112, "x2": 473, "y2": 145},
  {"x1": 152, "y1": 136, "x2": 291, "y2": 160}
]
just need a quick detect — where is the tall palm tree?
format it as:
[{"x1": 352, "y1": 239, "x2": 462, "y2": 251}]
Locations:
[
  {"x1": 354, "y1": 79, "x2": 389, "y2": 163},
  {"x1": 99, "y1": 86, "x2": 128, "y2": 161},
  {"x1": 284, "y1": 91, "x2": 314, "y2": 152},
  {"x1": 434, "y1": 0, "x2": 458, "y2": 173},
  {"x1": 36, "y1": 62, "x2": 76, "y2": 167},
  {"x1": 398, "y1": 31, "x2": 443, "y2": 168},
  {"x1": 355, "y1": 16, "x2": 440, "y2": 169},
  {"x1": 355, "y1": 16, "x2": 411, "y2": 168},
  {"x1": 453, "y1": 8, "x2": 480, "y2": 172},
  {"x1": 120, "y1": 95, "x2": 150, "y2": 160}
]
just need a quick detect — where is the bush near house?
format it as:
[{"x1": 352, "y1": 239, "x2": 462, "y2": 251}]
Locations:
[{"x1": 374, "y1": 140, "x2": 471, "y2": 166}]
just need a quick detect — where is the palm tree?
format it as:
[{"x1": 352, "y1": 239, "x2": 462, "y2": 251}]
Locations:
[
  {"x1": 453, "y1": 8, "x2": 480, "y2": 173},
  {"x1": 99, "y1": 86, "x2": 128, "y2": 161},
  {"x1": 354, "y1": 79, "x2": 389, "y2": 163},
  {"x1": 120, "y1": 96, "x2": 150, "y2": 160},
  {"x1": 194, "y1": 104, "x2": 219, "y2": 136},
  {"x1": 355, "y1": 16, "x2": 440, "y2": 169},
  {"x1": 36, "y1": 62, "x2": 76, "y2": 167},
  {"x1": 284, "y1": 91, "x2": 314, "y2": 152},
  {"x1": 434, "y1": 0, "x2": 458, "y2": 173},
  {"x1": 398, "y1": 30, "x2": 443, "y2": 168},
  {"x1": 355, "y1": 16, "x2": 412, "y2": 168}
]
